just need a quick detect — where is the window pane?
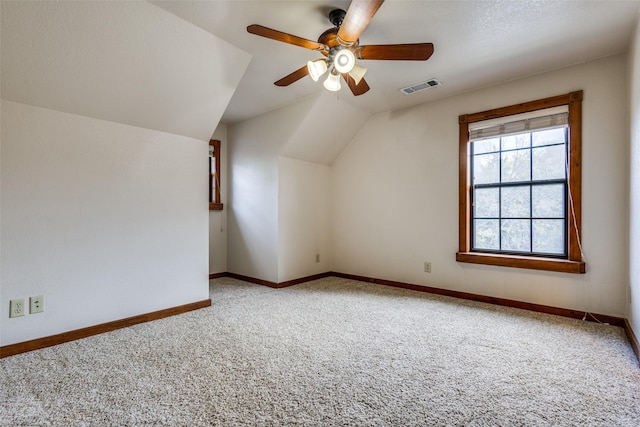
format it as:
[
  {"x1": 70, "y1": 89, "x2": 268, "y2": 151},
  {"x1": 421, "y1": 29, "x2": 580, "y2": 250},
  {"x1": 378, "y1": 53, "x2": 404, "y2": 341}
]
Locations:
[
  {"x1": 533, "y1": 220, "x2": 564, "y2": 254},
  {"x1": 475, "y1": 188, "x2": 499, "y2": 218},
  {"x1": 501, "y1": 133, "x2": 530, "y2": 151},
  {"x1": 532, "y1": 128, "x2": 565, "y2": 147},
  {"x1": 532, "y1": 145, "x2": 565, "y2": 180},
  {"x1": 501, "y1": 149, "x2": 530, "y2": 183},
  {"x1": 501, "y1": 186, "x2": 530, "y2": 218},
  {"x1": 473, "y1": 138, "x2": 500, "y2": 154},
  {"x1": 474, "y1": 153, "x2": 500, "y2": 184},
  {"x1": 469, "y1": 124, "x2": 569, "y2": 257},
  {"x1": 474, "y1": 219, "x2": 499, "y2": 250},
  {"x1": 501, "y1": 219, "x2": 530, "y2": 252},
  {"x1": 532, "y1": 184, "x2": 564, "y2": 218}
]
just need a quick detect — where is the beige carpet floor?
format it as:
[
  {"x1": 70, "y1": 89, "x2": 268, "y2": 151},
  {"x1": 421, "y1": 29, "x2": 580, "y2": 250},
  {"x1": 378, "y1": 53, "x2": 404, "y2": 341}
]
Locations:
[{"x1": 1, "y1": 276, "x2": 639, "y2": 426}]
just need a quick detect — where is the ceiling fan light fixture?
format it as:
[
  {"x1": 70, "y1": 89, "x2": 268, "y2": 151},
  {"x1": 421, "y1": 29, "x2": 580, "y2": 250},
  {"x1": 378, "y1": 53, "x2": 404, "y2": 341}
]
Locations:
[
  {"x1": 307, "y1": 59, "x2": 328, "y2": 82},
  {"x1": 323, "y1": 70, "x2": 341, "y2": 92},
  {"x1": 248, "y1": 2, "x2": 434, "y2": 97},
  {"x1": 348, "y1": 64, "x2": 367, "y2": 85},
  {"x1": 333, "y1": 49, "x2": 356, "y2": 73}
]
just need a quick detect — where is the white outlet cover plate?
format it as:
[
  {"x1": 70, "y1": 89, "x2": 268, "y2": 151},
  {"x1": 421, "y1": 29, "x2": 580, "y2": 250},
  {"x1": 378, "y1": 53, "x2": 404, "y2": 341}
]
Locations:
[
  {"x1": 10, "y1": 298, "x2": 26, "y2": 318},
  {"x1": 30, "y1": 295, "x2": 45, "y2": 314}
]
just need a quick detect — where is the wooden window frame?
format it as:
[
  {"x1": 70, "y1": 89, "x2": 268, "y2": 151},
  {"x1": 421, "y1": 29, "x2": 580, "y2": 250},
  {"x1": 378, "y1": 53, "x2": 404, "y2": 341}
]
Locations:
[
  {"x1": 457, "y1": 91, "x2": 585, "y2": 274},
  {"x1": 209, "y1": 139, "x2": 223, "y2": 211}
]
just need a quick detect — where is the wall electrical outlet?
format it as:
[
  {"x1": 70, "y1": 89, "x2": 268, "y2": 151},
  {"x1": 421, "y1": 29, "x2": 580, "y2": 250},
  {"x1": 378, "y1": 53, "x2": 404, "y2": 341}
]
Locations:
[
  {"x1": 30, "y1": 295, "x2": 45, "y2": 314},
  {"x1": 9, "y1": 299, "x2": 26, "y2": 318},
  {"x1": 316, "y1": 254, "x2": 320, "y2": 263},
  {"x1": 424, "y1": 262, "x2": 432, "y2": 273}
]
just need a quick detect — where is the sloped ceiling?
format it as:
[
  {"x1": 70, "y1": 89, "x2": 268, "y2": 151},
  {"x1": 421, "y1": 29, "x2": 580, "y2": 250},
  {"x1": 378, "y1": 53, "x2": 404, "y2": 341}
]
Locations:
[
  {"x1": 230, "y1": 90, "x2": 370, "y2": 166},
  {"x1": 281, "y1": 92, "x2": 370, "y2": 165},
  {"x1": 1, "y1": 1, "x2": 251, "y2": 141},
  {"x1": 152, "y1": 0, "x2": 640, "y2": 125}
]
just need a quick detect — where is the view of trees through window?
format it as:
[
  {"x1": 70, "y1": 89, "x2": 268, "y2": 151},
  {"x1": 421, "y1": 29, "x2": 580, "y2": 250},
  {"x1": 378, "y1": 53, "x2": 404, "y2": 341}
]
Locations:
[{"x1": 471, "y1": 127, "x2": 567, "y2": 256}]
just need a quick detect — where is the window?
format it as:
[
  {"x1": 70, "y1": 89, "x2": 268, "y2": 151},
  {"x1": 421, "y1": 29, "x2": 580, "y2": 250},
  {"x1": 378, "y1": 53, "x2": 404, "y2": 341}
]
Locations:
[
  {"x1": 472, "y1": 114, "x2": 568, "y2": 255},
  {"x1": 209, "y1": 139, "x2": 223, "y2": 210},
  {"x1": 457, "y1": 91, "x2": 585, "y2": 273}
]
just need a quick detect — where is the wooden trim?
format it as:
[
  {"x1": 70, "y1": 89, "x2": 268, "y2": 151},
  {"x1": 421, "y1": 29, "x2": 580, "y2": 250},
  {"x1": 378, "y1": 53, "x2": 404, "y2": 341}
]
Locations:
[
  {"x1": 567, "y1": 92, "x2": 583, "y2": 263},
  {"x1": 209, "y1": 272, "x2": 227, "y2": 279},
  {"x1": 456, "y1": 251, "x2": 585, "y2": 274},
  {"x1": 209, "y1": 139, "x2": 222, "y2": 208},
  {"x1": 226, "y1": 272, "x2": 280, "y2": 288},
  {"x1": 0, "y1": 299, "x2": 212, "y2": 358},
  {"x1": 624, "y1": 319, "x2": 640, "y2": 365},
  {"x1": 225, "y1": 272, "x2": 332, "y2": 289},
  {"x1": 457, "y1": 90, "x2": 585, "y2": 273},
  {"x1": 278, "y1": 272, "x2": 333, "y2": 287},
  {"x1": 464, "y1": 92, "x2": 575, "y2": 123},
  {"x1": 459, "y1": 118, "x2": 471, "y2": 252},
  {"x1": 331, "y1": 272, "x2": 624, "y2": 326}
]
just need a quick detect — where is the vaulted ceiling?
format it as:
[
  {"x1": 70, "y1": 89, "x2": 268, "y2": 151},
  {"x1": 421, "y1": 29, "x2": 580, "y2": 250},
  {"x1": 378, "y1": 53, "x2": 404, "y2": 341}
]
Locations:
[
  {"x1": 1, "y1": 1, "x2": 251, "y2": 141},
  {"x1": 153, "y1": 0, "x2": 640, "y2": 124}
]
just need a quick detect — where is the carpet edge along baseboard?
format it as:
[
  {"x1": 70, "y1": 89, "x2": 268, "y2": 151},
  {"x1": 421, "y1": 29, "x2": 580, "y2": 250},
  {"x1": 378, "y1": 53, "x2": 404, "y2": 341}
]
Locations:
[
  {"x1": 331, "y1": 272, "x2": 626, "y2": 326},
  {"x1": 0, "y1": 299, "x2": 211, "y2": 358},
  {"x1": 624, "y1": 319, "x2": 640, "y2": 364},
  {"x1": 215, "y1": 270, "x2": 637, "y2": 363},
  {"x1": 5, "y1": 271, "x2": 637, "y2": 363},
  {"x1": 213, "y1": 271, "x2": 639, "y2": 361},
  {"x1": 329, "y1": 272, "x2": 638, "y2": 365},
  {"x1": 223, "y1": 272, "x2": 332, "y2": 288}
]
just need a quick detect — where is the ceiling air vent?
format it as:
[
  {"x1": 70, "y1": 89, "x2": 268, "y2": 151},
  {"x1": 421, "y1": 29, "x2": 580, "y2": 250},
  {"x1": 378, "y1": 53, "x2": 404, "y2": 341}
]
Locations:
[{"x1": 400, "y1": 78, "x2": 441, "y2": 95}]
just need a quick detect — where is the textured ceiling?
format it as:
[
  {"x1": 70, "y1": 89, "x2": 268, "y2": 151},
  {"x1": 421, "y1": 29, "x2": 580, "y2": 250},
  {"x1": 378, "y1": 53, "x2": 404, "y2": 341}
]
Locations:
[{"x1": 153, "y1": 0, "x2": 640, "y2": 124}]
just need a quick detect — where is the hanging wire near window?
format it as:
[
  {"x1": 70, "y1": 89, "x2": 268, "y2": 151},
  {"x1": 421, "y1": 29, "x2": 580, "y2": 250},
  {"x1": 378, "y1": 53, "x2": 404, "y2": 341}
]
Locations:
[{"x1": 565, "y1": 133, "x2": 585, "y2": 263}]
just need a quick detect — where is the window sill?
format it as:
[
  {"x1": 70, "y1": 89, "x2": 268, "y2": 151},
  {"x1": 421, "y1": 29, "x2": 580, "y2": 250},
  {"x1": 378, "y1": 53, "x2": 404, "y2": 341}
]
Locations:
[
  {"x1": 209, "y1": 203, "x2": 224, "y2": 211},
  {"x1": 456, "y1": 252, "x2": 585, "y2": 274}
]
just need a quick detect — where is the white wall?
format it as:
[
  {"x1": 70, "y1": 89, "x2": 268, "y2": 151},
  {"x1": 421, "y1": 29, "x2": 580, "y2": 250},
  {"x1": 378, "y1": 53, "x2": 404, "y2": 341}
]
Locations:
[
  {"x1": 1, "y1": 101, "x2": 209, "y2": 346},
  {"x1": 629, "y1": 17, "x2": 640, "y2": 334},
  {"x1": 278, "y1": 157, "x2": 332, "y2": 282},
  {"x1": 209, "y1": 124, "x2": 228, "y2": 275},
  {"x1": 227, "y1": 94, "x2": 363, "y2": 283},
  {"x1": 333, "y1": 54, "x2": 629, "y2": 317},
  {"x1": 227, "y1": 102, "x2": 308, "y2": 282},
  {"x1": 0, "y1": 1, "x2": 251, "y2": 347},
  {"x1": 0, "y1": 2, "x2": 3, "y2": 336}
]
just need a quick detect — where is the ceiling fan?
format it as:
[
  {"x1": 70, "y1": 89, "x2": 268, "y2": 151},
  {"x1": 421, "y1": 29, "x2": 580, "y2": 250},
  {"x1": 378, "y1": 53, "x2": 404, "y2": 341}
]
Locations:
[{"x1": 247, "y1": 0, "x2": 434, "y2": 96}]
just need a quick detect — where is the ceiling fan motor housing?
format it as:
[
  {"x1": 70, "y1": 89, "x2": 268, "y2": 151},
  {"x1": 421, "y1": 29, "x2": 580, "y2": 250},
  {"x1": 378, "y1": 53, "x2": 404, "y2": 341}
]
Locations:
[
  {"x1": 328, "y1": 9, "x2": 346, "y2": 28},
  {"x1": 318, "y1": 28, "x2": 359, "y2": 51}
]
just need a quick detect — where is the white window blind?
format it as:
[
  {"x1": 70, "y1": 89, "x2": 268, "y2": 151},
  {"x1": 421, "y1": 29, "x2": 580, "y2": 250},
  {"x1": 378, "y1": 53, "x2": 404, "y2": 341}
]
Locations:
[{"x1": 469, "y1": 106, "x2": 568, "y2": 141}]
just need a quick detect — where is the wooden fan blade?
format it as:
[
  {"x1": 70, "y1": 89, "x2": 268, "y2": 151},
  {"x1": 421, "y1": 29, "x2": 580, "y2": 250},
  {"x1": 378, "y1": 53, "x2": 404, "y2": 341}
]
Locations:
[
  {"x1": 275, "y1": 65, "x2": 309, "y2": 86},
  {"x1": 247, "y1": 25, "x2": 325, "y2": 51},
  {"x1": 342, "y1": 73, "x2": 370, "y2": 96},
  {"x1": 355, "y1": 43, "x2": 434, "y2": 61},
  {"x1": 337, "y1": 0, "x2": 384, "y2": 45}
]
